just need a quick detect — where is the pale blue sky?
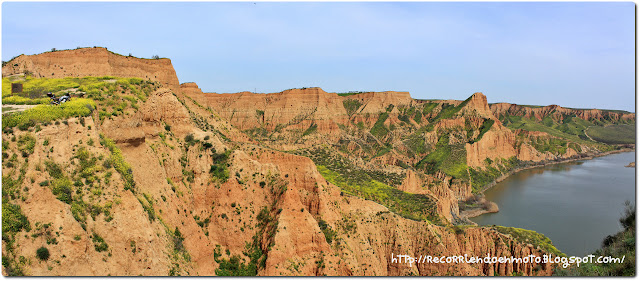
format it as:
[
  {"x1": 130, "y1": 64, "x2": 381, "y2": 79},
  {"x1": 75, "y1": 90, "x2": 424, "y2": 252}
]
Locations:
[{"x1": 2, "y1": 2, "x2": 636, "y2": 112}]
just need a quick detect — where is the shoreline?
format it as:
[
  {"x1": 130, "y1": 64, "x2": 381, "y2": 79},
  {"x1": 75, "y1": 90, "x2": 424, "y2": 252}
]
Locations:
[{"x1": 459, "y1": 147, "x2": 635, "y2": 222}]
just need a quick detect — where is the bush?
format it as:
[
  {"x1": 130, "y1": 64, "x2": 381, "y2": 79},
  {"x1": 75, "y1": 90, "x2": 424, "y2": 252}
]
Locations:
[
  {"x1": 16, "y1": 134, "x2": 36, "y2": 156},
  {"x1": 343, "y1": 99, "x2": 362, "y2": 116},
  {"x1": 44, "y1": 160, "x2": 64, "y2": 179},
  {"x1": 92, "y1": 232, "x2": 108, "y2": 252},
  {"x1": 2, "y1": 202, "x2": 31, "y2": 234},
  {"x1": 100, "y1": 135, "x2": 135, "y2": 192},
  {"x1": 184, "y1": 134, "x2": 197, "y2": 146},
  {"x1": 2, "y1": 98, "x2": 96, "y2": 129},
  {"x1": 36, "y1": 247, "x2": 50, "y2": 261},
  {"x1": 318, "y1": 219, "x2": 337, "y2": 244},
  {"x1": 51, "y1": 178, "x2": 73, "y2": 204}
]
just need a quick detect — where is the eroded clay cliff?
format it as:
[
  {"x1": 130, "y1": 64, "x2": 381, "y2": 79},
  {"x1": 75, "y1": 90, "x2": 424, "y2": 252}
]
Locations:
[{"x1": 2, "y1": 47, "x2": 180, "y2": 90}]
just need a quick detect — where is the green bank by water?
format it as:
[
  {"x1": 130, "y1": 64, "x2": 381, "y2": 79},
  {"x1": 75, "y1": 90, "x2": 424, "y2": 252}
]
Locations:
[{"x1": 472, "y1": 151, "x2": 635, "y2": 256}]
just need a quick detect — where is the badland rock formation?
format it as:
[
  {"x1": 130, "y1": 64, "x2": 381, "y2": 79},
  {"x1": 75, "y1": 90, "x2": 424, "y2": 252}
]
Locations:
[{"x1": 1, "y1": 48, "x2": 634, "y2": 276}]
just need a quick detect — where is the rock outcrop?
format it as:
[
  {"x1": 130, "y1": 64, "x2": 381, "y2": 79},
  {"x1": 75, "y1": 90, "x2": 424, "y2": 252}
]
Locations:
[
  {"x1": 186, "y1": 87, "x2": 348, "y2": 134},
  {"x1": 8, "y1": 48, "x2": 621, "y2": 276},
  {"x1": 2, "y1": 47, "x2": 180, "y2": 90},
  {"x1": 490, "y1": 103, "x2": 634, "y2": 122}
]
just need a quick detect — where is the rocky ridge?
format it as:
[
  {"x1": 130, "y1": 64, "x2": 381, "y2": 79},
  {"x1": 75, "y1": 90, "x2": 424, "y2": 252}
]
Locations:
[{"x1": 2, "y1": 48, "x2": 634, "y2": 276}]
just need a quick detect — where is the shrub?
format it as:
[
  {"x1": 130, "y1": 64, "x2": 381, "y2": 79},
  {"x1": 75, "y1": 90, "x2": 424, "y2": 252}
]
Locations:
[
  {"x1": 2, "y1": 202, "x2": 31, "y2": 234},
  {"x1": 36, "y1": 247, "x2": 50, "y2": 261},
  {"x1": 100, "y1": 135, "x2": 135, "y2": 192},
  {"x1": 342, "y1": 99, "x2": 362, "y2": 116},
  {"x1": 2, "y1": 99, "x2": 96, "y2": 129},
  {"x1": 370, "y1": 112, "x2": 389, "y2": 139},
  {"x1": 16, "y1": 134, "x2": 36, "y2": 156},
  {"x1": 51, "y1": 178, "x2": 73, "y2": 204},
  {"x1": 184, "y1": 134, "x2": 197, "y2": 146},
  {"x1": 92, "y1": 233, "x2": 109, "y2": 252},
  {"x1": 318, "y1": 219, "x2": 337, "y2": 244}
]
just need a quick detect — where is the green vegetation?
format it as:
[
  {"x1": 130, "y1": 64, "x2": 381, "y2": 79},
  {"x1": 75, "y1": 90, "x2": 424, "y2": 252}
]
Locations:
[
  {"x1": 75, "y1": 147, "x2": 100, "y2": 184},
  {"x1": 215, "y1": 177, "x2": 286, "y2": 276},
  {"x1": 422, "y1": 102, "x2": 439, "y2": 115},
  {"x1": 51, "y1": 178, "x2": 73, "y2": 204},
  {"x1": 100, "y1": 134, "x2": 136, "y2": 192},
  {"x1": 214, "y1": 249, "x2": 257, "y2": 276},
  {"x1": 92, "y1": 232, "x2": 109, "y2": 252},
  {"x1": 299, "y1": 147, "x2": 437, "y2": 223},
  {"x1": 416, "y1": 134, "x2": 468, "y2": 180},
  {"x1": 403, "y1": 131, "x2": 430, "y2": 156},
  {"x1": 318, "y1": 219, "x2": 337, "y2": 244},
  {"x1": 137, "y1": 194, "x2": 156, "y2": 222},
  {"x1": 530, "y1": 137, "x2": 568, "y2": 155},
  {"x1": 493, "y1": 226, "x2": 564, "y2": 258},
  {"x1": 3, "y1": 76, "x2": 158, "y2": 129},
  {"x1": 16, "y1": 134, "x2": 36, "y2": 156},
  {"x1": 36, "y1": 247, "x2": 50, "y2": 261},
  {"x1": 424, "y1": 97, "x2": 471, "y2": 131},
  {"x1": 587, "y1": 125, "x2": 635, "y2": 144},
  {"x1": 337, "y1": 91, "x2": 366, "y2": 97},
  {"x1": 554, "y1": 202, "x2": 635, "y2": 276},
  {"x1": 302, "y1": 123, "x2": 318, "y2": 137},
  {"x1": 300, "y1": 147, "x2": 405, "y2": 187},
  {"x1": 2, "y1": 96, "x2": 48, "y2": 105},
  {"x1": 209, "y1": 149, "x2": 232, "y2": 182},
  {"x1": 2, "y1": 202, "x2": 31, "y2": 234},
  {"x1": 501, "y1": 114, "x2": 615, "y2": 152},
  {"x1": 468, "y1": 157, "x2": 520, "y2": 193},
  {"x1": 370, "y1": 112, "x2": 390, "y2": 139},
  {"x1": 471, "y1": 119, "x2": 494, "y2": 143},
  {"x1": 317, "y1": 165, "x2": 441, "y2": 224},
  {"x1": 2, "y1": 98, "x2": 96, "y2": 129},
  {"x1": 342, "y1": 99, "x2": 362, "y2": 116}
]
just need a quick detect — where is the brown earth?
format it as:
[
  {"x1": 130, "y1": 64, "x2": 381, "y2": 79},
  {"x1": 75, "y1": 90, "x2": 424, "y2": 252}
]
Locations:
[
  {"x1": 2, "y1": 47, "x2": 180, "y2": 91},
  {"x1": 6, "y1": 49, "x2": 632, "y2": 276},
  {"x1": 490, "y1": 103, "x2": 634, "y2": 122}
]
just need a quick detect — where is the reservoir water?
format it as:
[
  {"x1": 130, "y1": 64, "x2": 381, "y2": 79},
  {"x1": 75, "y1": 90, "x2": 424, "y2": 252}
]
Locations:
[{"x1": 471, "y1": 151, "x2": 636, "y2": 256}]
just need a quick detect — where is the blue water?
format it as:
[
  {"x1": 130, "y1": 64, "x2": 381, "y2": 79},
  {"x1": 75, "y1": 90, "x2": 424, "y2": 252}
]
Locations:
[{"x1": 471, "y1": 152, "x2": 636, "y2": 256}]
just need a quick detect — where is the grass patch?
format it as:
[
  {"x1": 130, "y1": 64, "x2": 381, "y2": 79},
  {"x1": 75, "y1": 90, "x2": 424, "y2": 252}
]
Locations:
[
  {"x1": 316, "y1": 165, "x2": 441, "y2": 224},
  {"x1": 416, "y1": 134, "x2": 468, "y2": 180},
  {"x1": 370, "y1": 112, "x2": 389, "y2": 139},
  {"x1": 2, "y1": 202, "x2": 31, "y2": 234},
  {"x1": 210, "y1": 149, "x2": 231, "y2": 183},
  {"x1": 342, "y1": 99, "x2": 362, "y2": 116},
  {"x1": 468, "y1": 157, "x2": 520, "y2": 193},
  {"x1": 493, "y1": 226, "x2": 564, "y2": 258},
  {"x1": 16, "y1": 134, "x2": 36, "y2": 156},
  {"x1": 471, "y1": 119, "x2": 494, "y2": 144},
  {"x1": 100, "y1": 134, "x2": 136, "y2": 192},
  {"x1": 2, "y1": 98, "x2": 96, "y2": 129},
  {"x1": 302, "y1": 123, "x2": 318, "y2": 137},
  {"x1": 587, "y1": 125, "x2": 635, "y2": 144},
  {"x1": 318, "y1": 219, "x2": 337, "y2": 244},
  {"x1": 92, "y1": 232, "x2": 109, "y2": 252}
]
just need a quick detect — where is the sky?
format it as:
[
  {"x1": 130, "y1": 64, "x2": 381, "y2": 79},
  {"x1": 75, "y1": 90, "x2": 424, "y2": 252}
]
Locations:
[{"x1": 1, "y1": 2, "x2": 636, "y2": 112}]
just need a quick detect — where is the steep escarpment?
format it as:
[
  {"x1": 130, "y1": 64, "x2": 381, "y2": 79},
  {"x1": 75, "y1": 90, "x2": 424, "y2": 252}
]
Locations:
[
  {"x1": 4, "y1": 48, "x2": 634, "y2": 276},
  {"x1": 2, "y1": 47, "x2": 180, "y2": 90},
  {"x1": 490, "y1": 103, "x2": 635, "y2": 123},
  {"x1": 1, "y1": 82, "x2": 561, "y2": 276}
]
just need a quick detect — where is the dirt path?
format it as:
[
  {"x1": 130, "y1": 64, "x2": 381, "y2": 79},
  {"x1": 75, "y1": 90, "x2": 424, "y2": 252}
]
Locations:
[
  {"x1": 2, "y1": 104, "x2": 38, "y2": 114},
  {"x1": 583, "y1": 126, "x2": 598, "y2": 142}
]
